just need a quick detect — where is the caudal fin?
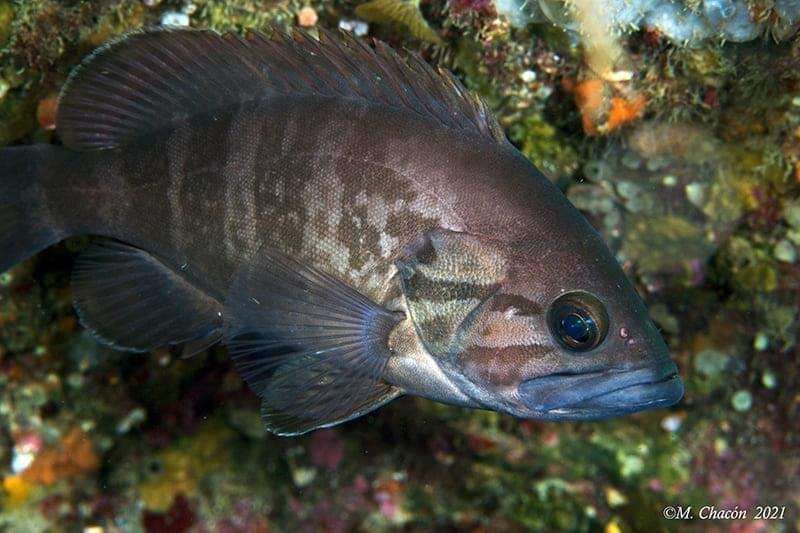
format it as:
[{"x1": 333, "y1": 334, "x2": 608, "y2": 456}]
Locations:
[{"x1": 0, "y1": 144, "x2": 66, "y2": 272}]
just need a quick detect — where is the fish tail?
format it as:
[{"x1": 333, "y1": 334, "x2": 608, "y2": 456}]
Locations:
[{"x1": 0, "y1": 144, "x2": 69, "y2": 272}]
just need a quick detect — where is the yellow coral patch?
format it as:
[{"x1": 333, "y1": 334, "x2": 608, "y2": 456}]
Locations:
[
  {"x1": 138, "y1": 422, "x2": 234, "y2": 512},
  {"x1": 2, "y1": 475, "x2": 31, "y2": 506}
]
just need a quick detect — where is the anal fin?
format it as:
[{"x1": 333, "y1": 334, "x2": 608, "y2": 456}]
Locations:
[{"x1": 72, "y1": 240, "x2": 222, "y2": 353}]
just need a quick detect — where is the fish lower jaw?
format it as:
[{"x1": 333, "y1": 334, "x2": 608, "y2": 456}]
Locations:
[
  {"x1": 542, "y1": 393, "x2": 680, "y2": 420},
  {"x1": 518, "y1": 366, "x2": 684, "y2": 420}
]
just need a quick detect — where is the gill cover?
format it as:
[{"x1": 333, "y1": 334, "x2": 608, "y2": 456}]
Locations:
[{"x1": 396, "y1": 229, "x2": 508, "y2": 360}]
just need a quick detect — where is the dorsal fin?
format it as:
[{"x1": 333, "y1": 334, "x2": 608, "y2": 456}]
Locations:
[{"x1": 57, "y1": 27, "x2": 506, "y2": 151}]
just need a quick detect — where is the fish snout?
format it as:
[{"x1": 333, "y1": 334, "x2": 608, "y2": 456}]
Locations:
[{"x1": 517, "y1": 360, "x2": 684, "y2": 420}]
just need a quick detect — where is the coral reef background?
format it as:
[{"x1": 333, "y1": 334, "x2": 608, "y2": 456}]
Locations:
[{"x1": 0, "y1": 0, "x2": 798, "y2": 531}]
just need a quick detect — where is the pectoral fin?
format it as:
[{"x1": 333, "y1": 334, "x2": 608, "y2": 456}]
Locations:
[
  {"x1": 223, "y1": 245, "x2": 404, "y2": 436},
  {"x1": 396, "y1": 229, "x2": 507, "y2": 360}
]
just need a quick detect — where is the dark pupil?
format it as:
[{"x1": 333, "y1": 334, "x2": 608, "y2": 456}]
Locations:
[{"x1": 560, "y1": 312, "x2": 595, "y2": 345}]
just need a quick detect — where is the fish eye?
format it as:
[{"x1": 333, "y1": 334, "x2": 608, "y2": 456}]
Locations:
[{"x1": 547, "y1": 291, "x2": 608, "y2": 352}]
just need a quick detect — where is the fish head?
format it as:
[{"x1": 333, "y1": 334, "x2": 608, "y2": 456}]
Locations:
[
  {"x1": 398, "y1": 223, "x2": 683, "y2": 421},
  {"x1": 458, "y1": 240, "x2": 683, "y2": 420}
]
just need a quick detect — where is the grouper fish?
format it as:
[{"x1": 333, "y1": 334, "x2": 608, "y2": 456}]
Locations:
[{"x1": 0, "y1": 28, "x2": 683, "y2": 435}]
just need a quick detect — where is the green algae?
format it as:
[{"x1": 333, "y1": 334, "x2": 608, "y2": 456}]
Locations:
[
  {"x1": 622, "y1": 214, "x2": 711, "y2": 276},
  {"x1": 509, "y1": 111, "x2": 580, "y2": 180},
  {"x1": 0, "y1": 88, "x2": 34, "y2": 146},
  {"x1": 355, "y1": 0, "x2": 443, "y2": 44},
  {"x1": 0, "y1": 2, "x2": 14, "y2": 47},
  {"x1": 193, "y1": 0, "x2": 300, "y2": 32}
]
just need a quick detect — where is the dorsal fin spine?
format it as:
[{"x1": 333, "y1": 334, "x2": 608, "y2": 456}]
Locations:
[{"x1": 57, "y1": 27, "x2": 506, "y2": 151}]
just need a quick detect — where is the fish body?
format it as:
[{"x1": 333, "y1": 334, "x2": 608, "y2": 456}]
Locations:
[{"x1": 0, "y1": 28, "x2": 683, "y2": 435}]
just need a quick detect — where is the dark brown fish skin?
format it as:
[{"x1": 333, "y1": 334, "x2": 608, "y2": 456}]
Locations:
[
  {"x1": 44, "y1": 95, "x2": 542, "y2": 303},
  {"x1": 0, "y1": 29, "x2": 682, "y2": 432},
  {"x1": 42, "y1": 95, "x2": 673, "y2": 414},
  {"x1": 49, "y1": 98, "x2": 453, "y2": 302}
]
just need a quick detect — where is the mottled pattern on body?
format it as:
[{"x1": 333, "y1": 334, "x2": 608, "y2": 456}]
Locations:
[{"x1": 74, "y1": 101, "x2": 456, "y2": 304}]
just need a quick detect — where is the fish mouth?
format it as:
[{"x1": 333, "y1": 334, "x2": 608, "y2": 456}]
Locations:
[{"x1": 517, "y1": 362, "x2": 684, "y2": 420}]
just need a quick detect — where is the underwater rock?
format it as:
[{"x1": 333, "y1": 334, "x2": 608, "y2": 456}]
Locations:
[
  {"x1": 702, "y1": 0, "x2": 761, "y2": 41},
  {"x1": 774, "y1": 0, "x2": 800, "y2": 24},
  {"x1": 495, "y1": 0, "x2": 787, "y2": 43},
  {"x1": 647, "y1": 1, "x2": 711, "y2": 43},
  {"x1": 0, "y1": 2, "x2": 798, "y2": 531},
  {"x1": 568, "y1": 122, "x2": 745, "y2": 286},
  {"x1": 694, "y1": 348, "x2": 731, "y2": 378}
]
